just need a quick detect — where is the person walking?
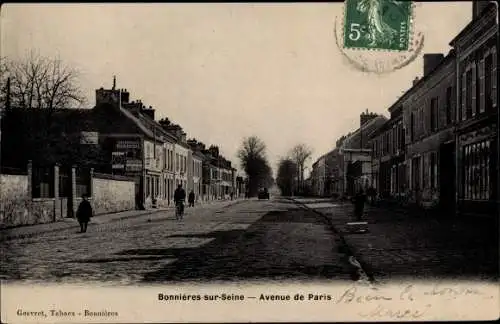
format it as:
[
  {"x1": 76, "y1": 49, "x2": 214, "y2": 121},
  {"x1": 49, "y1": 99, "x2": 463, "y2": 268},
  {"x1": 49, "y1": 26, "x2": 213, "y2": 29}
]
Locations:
[
  {"x1": 230, "y1": 191, "x2": 234, "y2": 201},
  {"x1": 352, "y1": 189, "x2": 367, "y2": 222},
  {"x1": 174, "y1": 183, "x2": 186, "y2": 220},
  {"x1": 366, "y1": 185, "x2": 376, "y2": 205},
  {"x1": 188, "y1": 190, "x2": 195, "y2": 207},
  {"x1": 76, "y1": 194, "x2": 93, "y2": 233}
]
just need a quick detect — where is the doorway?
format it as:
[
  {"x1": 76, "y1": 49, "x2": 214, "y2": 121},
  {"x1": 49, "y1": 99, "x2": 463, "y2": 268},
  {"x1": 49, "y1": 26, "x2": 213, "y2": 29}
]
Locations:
[{"x1": 439, "y1": 142, "x2": 456, "y2": 215}]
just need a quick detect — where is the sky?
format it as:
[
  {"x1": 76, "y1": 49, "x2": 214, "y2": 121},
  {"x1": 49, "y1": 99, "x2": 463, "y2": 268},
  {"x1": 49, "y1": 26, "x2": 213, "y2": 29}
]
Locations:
[{"x1": 1, "y1": 2, "x2": 472, "y2": 176}]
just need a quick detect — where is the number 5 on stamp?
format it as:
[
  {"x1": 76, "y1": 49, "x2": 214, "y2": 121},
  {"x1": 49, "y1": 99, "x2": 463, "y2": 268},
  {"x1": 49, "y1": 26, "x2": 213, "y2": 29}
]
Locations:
[{"x1": 343, "y1": 0, "x2": 412, "y2": 51}]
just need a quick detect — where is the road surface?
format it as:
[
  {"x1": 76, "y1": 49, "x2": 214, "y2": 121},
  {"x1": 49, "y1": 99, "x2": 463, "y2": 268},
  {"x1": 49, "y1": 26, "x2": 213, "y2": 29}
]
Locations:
[{"x1": 1, "y1": 198, "x2": 356, "y2": 285}]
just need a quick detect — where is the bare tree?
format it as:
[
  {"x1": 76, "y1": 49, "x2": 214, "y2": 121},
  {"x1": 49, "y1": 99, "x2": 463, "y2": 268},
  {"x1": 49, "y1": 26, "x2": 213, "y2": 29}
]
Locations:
[
  {"x1": 1, "y1": 52, "x2": 92, "y2": 169},
  {"x1": 0, "y1": 51, "x2": 86, "y2": 109},
  {"x1": 238, "y1": 136, "x2": 272, "y2": 197},
  {"x1": 238, "y1": 136, "x2": 266, "y2": 162},
  {"x1": 290, "y1": 143, "x2": 313, "y2": 193}
]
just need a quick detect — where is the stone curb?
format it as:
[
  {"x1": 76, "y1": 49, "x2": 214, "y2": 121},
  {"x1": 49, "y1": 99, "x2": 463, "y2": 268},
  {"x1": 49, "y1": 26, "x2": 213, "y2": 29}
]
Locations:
[
  {"x1": 289, "y1": 198, "x2": 376, "y2": 284},
  {"x1": 0, "y1": 209, "x2": 166, "y2": 242}
]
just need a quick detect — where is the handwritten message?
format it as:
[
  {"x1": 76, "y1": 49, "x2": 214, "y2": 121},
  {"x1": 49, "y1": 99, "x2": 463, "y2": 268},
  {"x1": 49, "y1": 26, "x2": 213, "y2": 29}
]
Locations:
[{"x1": 157, "y1": 283, "x2": 495, "y2": 320}]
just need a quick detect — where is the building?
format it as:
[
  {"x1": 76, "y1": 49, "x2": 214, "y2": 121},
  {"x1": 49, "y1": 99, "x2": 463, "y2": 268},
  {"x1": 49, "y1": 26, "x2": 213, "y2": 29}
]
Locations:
[
  {"x1": 398, "y1": 52, "x2": 457, "y2": 210},
  {"x1": 201, "y1": 145, "x2": 235, "y2": 200},
  {"x1": 310, "y1": 160, "x2": 319, "y2": 195},
  {"x1": 449, "y1": 1, "x2": 498, "y2": 216},
  {"x1": 334, "y1": 111, "x2": 387, "y2": 196},
  {"x1": 95, "y1": 84, "x2": 181, "y2": 209},
  {"x1": 235, "y1": 175, "x2": 247, "y2": 198},
  {"x1": 188, "y1": 148, "x2": 204, "y2": 202},
  {"x1": 310, "y1": 148, "x2": 340, "y2": 197}
]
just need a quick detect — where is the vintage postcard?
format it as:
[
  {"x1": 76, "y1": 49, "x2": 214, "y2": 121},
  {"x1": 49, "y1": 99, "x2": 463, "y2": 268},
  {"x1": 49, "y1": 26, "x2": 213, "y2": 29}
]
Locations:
[{"x1": 0, "y1": 1, "x2": 499, "y2": 323}]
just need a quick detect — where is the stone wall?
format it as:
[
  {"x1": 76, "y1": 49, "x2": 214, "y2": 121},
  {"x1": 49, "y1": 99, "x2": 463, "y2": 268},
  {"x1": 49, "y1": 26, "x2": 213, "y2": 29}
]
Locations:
[
  {"x1": 0, "y1": 174, "x2": 56, "y2": 227},
  {"x1": 91, "y1": 175, "x2": 135, "y2": 215}
]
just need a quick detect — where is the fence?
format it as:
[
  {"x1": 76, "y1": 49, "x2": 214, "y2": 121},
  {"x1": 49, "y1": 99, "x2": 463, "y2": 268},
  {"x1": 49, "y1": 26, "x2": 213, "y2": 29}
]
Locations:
[{"x1": 0, "y1": 161, "x2": 136, "y2": 228}]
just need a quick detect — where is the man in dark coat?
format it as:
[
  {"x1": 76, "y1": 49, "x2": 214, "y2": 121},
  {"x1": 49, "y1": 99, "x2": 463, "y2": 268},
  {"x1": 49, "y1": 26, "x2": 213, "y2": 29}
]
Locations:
[
  {"x1": 352, "y1": 189, "x2": 367, "y2": 221},
  {"x1": 76, "y1": 194, "x2": 93, "y2": 233},
  {"x1": 366, "y1": 186, "x2": 376, "y2": 205},
  {"x1": 188, "y1": 190, "x2": 195, "y2": 207}
]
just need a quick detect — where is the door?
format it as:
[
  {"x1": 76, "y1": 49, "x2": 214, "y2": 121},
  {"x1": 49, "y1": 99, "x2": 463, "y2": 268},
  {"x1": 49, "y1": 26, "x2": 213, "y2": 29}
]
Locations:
[{"x1": 439, "y1": 142, "x2": 456, "y2": 215}]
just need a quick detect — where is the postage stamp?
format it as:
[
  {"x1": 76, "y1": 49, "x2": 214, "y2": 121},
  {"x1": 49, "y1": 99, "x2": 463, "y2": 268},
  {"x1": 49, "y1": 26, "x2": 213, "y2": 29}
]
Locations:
[
  {"x1": 343, "y1": 0, "x2": 412, "y2": 51},
  {"x1": 335, "y1": 0, "x2": 424, "y2": 74}
]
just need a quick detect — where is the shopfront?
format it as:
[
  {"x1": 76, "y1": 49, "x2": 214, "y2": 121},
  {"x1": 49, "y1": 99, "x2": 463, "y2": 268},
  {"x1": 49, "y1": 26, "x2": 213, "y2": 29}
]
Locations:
[{"x1": 457, "y1": 124, "x2": 497, "y2": 215}]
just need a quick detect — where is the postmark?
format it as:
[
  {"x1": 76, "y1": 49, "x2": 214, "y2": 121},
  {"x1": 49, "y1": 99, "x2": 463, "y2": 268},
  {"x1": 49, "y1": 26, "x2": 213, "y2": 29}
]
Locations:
[{"x1": 334, "y1": 0, "x2": 424, "y2": 74}]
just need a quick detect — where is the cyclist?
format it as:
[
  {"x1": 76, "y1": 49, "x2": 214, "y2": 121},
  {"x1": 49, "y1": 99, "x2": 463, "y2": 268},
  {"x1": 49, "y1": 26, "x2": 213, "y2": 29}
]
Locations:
[{"x1": 174, "y1": 183, "x2": 186, "y2": 220}]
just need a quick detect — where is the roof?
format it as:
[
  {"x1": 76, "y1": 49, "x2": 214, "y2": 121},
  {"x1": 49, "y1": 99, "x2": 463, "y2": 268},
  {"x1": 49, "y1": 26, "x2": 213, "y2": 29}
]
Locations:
[
  {"x1": 192, "y1": 150, "x2": 206, "y2": 160},
  {"x1": 126, "y1": 108, "x2": 178, "y2": 143},
  {"x1": 314, "y1": 147, "x2": 338, "y2": 165},
  {"x1": 449, "y1": 2, "x2": 497, "y2": 47},
  {"x1": 340, "y1": 115, "x2": 388, "y2": 150}
]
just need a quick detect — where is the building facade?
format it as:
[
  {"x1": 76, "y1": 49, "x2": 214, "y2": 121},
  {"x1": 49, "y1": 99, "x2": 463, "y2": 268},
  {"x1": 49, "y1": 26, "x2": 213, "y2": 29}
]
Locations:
[
  {"x1": 450, "y1": 2, "x2": 498, "y2": 216},
  {"x1": 401, "y1": 53, "x2": 457, "y2": 210},
  {"x1": 335, "y1": 112, "x2": 387, "y2": 196},
  {"x1": 370, "y1": 102, "x2": 406, "y2": 200}
]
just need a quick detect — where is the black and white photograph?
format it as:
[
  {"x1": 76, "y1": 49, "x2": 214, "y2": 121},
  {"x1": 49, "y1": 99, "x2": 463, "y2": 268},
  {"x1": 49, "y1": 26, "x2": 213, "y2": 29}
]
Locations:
[{"x1": 0, "y1": 1, "x2": 498, "y2": 322}]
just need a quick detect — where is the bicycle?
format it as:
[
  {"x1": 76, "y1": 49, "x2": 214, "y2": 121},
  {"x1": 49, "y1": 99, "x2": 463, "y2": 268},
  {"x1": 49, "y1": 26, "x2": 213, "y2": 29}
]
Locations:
[{"x1": 175, "y1": 200, "x2": 185, "y2": 220}]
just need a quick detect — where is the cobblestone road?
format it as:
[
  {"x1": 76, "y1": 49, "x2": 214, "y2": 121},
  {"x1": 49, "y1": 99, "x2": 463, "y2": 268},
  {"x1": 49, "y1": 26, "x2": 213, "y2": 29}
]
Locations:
[
  {"x1": 296, "y1": 198, "x2": 498, "y2": 284},
  {"x1": 1, "y1": 198, "x2": 354, "y2": 285}
]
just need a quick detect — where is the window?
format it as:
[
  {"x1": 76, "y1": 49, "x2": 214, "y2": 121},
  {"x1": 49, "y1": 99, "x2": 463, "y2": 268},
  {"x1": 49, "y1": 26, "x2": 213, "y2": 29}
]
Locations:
[
  {"x1": 462, "y1": 140, "x2": 491, "y2": 200},
  {"x1": 156, "y1": 148, "x2": 161, "y2": 169},
  {"x1": 393, "y1": 127, "x2": 397, "y2": 154},
  {"x1": 430, "y1": 152, "x2": 437, "y2": 190},
  {"x1": 176, "y1": 154, "x2": 180, "y2": 172},
  {"x1": 411, "y1": 156, "x2": 421, "y2": 190},
  {"x1": 385, "y1": 133, "x2": 389, "y2": 155},
  {"x1": 410, "y1": 112, "x2": 415, "y2": 142},
  {"x1": 445, "y1": 87, "x2": 453, "y2": 124},
  {"x1": 430, "y1": 97, "x2": 438, "y2": 132},
  {"x1": 146, "y1": 177, "x2": 151, "y2": 197},
  {"x1": 485, "y1": 53, "x2": 493, "y2": 111},
  {"x1": 466, "y1": 69, "x2": 473, "y2": 119},
  {"x1": 163, "y1": 148, "x2": 167, "y2": 169},
  {"x1": 400, "y1": 126, "x2": 405, "y2": 151}
]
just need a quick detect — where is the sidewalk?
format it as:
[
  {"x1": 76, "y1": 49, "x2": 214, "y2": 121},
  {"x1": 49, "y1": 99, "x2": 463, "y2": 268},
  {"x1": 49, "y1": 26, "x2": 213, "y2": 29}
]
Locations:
[
  {"x1": 294, "y1": 198, "x2": 498, "y2": 283},
  {"x1": 0, "y1": 198, "x2": 244, "y2": 242}
]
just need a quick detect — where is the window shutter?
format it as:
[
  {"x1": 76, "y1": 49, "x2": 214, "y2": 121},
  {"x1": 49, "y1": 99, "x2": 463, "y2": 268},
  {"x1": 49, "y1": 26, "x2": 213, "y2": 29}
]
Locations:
[
  {"x1": 492, "y1": 48, "x2": 497, "y2": 108},
  {"x1": 479, "y1": 58, "x2": 485, "y2": 113},
  {"x1": 461, "y1": 72, "x2": 466, "y2": 121},
  {"x1": 471, "y1": 63, "x2": 477, "y2": 116}
]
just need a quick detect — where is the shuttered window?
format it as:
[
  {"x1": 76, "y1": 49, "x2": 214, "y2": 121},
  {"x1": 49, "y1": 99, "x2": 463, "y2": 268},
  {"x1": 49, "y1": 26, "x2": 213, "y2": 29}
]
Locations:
[
  {"x1": 461, "y1": 72, "x2": 467, "y2": 121},
  {"x1": 479, "y1": 58, "x2": 485, "y2": 113},
  {"x1": 492, "y1": 48, "x2": 497, "y2": 109},
  {"x1": 471, "y1": 62, "x2": 477, "y2": 116}
]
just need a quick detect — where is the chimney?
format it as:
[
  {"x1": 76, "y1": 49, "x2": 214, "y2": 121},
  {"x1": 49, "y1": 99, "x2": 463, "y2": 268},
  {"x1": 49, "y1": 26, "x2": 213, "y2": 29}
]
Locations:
[
  {"x1": 120, "y1": 89, "x2": 130, "y2": 104},
  {"x1": 96, "y1": 88, "x2": 119, "y2": 106},
  {"x1": 473, "y1": 1, "x2": 492, "y2": 19},
  {"x1": 413, "y1": 76, "x2": 419, "y2": 85},
  {"x1": 180, "y1": 132, "x2": 187, "y2": 143},
  {"x1": 142, "y1": 105, "x2": 155, "y2": 120},
  {"x1": 423, "y1": 53, "x2": 444, "y2": 76},
  {"x1": 360, "y1": 109, "x2": 378, "y2": 127}
]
